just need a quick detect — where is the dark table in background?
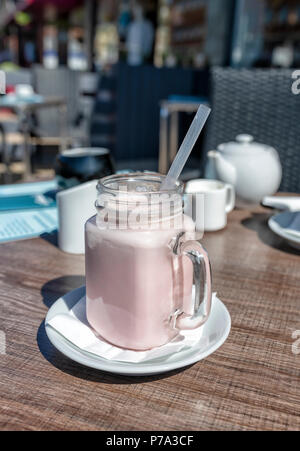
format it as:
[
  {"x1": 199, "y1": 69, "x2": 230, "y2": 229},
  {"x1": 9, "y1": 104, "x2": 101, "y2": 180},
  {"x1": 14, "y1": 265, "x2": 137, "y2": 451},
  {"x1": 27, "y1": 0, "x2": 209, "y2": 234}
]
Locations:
[
  {"x1": 0, "y1": 201, "x2": 299, "y2": 430},
  {"x1": 0, "y1": 96, "x2": 67, "y2": 179}
]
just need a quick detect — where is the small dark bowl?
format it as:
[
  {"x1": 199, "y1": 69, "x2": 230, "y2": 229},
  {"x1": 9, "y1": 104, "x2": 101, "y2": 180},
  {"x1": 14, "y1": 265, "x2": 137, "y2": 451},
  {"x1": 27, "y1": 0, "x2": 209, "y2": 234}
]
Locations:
[{"x1": 55, "y1": 148, "x2": 115, "y2": 188}]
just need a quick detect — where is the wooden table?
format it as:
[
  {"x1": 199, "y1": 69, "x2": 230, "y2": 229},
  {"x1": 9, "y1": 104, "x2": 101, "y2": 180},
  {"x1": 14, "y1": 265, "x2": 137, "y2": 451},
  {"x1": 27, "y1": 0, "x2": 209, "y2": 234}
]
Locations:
[{"x1": 0, "y1": 203, "x2": 299, "y2": 431}]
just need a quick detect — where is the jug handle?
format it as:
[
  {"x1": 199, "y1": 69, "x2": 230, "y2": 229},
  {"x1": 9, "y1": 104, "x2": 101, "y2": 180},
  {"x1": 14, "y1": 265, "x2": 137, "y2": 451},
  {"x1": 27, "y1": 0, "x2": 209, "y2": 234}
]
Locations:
[{"x1": 170, "y1": 233, "x2": 212, "y2": 330}]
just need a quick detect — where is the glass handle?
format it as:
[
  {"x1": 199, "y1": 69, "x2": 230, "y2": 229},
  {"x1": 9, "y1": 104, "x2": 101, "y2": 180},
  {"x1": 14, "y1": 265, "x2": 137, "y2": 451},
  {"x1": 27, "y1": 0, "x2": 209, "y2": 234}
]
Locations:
[{"x1": 171, "y1": 235, "x2": 212, "y2": 330}]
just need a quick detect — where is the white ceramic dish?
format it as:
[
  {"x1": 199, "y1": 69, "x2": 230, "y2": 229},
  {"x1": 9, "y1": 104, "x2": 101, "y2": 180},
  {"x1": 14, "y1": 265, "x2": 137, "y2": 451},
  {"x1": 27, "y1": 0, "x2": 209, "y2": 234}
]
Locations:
[
  {"x1": 45, "y1": 286, "x2": 231, "y2": 376},
  {"x1": 207, "y1": 134, "x2": 282, "y2": 204},
  {"x1": 268, "y1": 212, "x2": 300, "y2": 251}
]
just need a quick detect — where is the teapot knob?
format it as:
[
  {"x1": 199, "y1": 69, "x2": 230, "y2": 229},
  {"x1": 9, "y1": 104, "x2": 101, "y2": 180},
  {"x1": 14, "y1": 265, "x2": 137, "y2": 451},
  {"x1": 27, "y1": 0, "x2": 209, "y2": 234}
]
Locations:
[{"x1": 236, "y1": 134, "x2": 254, "y2": 144}]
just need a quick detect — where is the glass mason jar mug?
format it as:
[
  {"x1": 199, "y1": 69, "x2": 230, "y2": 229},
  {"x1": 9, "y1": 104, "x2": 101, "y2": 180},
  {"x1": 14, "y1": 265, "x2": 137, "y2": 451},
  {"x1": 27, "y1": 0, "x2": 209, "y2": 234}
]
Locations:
[{"x1": 85, "y1": 173, "x2": 212, "y2": 351}]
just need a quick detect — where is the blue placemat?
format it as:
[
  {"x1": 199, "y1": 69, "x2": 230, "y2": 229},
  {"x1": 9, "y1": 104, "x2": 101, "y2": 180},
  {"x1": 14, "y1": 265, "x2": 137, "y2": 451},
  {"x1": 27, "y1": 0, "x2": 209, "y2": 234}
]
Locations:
[
  {"x1": 0, "y1": 179, "x2": 59, "y2": 243},
  {"x1": 0, "y1": 179, "x2": 58, "y2": 212},
  {"x1": 0, "y1": 194, "x2": 56, "y2": 211},
  {"x1": 0, "y1": 179, "x2": 58, "y2": 197},
  {"x1": 0, "y1": 207, "x2": 58, "y2": 243}
]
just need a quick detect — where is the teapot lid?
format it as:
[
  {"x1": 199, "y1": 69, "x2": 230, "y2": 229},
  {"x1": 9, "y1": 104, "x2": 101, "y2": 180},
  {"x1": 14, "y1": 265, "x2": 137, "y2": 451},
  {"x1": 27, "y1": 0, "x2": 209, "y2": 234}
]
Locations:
[{"x1": 218, "y1": 134, "x2": 271, "y2": 154}]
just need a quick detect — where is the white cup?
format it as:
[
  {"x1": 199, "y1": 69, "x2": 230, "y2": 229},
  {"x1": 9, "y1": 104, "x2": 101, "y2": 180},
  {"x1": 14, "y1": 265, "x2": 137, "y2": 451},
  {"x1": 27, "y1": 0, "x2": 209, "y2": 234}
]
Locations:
[
  {"x1": 185, "y1": 179, "x2": 235, "y2": 232},
  {"x1": 57, "y1": 180, "x2": 98, "y2": 254}
]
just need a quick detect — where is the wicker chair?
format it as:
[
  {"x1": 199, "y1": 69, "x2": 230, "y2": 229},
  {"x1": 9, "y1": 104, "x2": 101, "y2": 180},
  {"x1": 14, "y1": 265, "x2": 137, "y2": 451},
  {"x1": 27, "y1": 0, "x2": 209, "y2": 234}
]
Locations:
[{"x1": 203, "y1": 67, "x2": 300, "y2": 193}]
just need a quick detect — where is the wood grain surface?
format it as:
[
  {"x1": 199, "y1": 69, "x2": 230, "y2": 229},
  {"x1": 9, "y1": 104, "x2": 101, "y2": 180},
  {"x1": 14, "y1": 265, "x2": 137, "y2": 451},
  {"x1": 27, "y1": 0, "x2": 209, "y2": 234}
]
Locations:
[{"x1": 0, "y1": 203, "x2": 299, "y2": 431}]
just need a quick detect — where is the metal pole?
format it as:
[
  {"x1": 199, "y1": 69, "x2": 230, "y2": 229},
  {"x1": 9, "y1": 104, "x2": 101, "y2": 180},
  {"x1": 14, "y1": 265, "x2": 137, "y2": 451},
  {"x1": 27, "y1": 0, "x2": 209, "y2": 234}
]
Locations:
[
  {"x1": 158, "y1": 106, "x2": 169, "y2": 174},
  {"x1": 169, "y1": 111, "x2": 179, "y2": 164},
  {"x1": 84, "y1": 0, "x2": 94, "y2": 72}
]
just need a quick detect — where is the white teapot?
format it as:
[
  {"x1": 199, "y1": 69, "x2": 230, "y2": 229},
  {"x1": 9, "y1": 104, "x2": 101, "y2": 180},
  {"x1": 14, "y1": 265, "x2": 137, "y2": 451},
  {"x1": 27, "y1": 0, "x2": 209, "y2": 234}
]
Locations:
[{"x1": 207, "y1": 134, "x2": 282, "y2": 204}]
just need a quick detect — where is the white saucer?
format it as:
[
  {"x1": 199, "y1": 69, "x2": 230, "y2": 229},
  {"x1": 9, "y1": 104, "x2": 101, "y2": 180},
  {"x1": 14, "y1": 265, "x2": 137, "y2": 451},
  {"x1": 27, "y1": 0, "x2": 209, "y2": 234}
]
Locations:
[
  {"x1": 268, "y1": 212, "x2": 300, "y2": 251},
  {"x1": 45, "y1": 286, "x2": 231, "y2": 376}
]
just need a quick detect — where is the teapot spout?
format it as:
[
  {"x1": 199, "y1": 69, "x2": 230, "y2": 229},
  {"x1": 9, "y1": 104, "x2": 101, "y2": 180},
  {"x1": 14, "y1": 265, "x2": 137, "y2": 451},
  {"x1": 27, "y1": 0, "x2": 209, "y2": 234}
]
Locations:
[{"x1": 207, "y1": 151, "x2": 237, "y2": 185}]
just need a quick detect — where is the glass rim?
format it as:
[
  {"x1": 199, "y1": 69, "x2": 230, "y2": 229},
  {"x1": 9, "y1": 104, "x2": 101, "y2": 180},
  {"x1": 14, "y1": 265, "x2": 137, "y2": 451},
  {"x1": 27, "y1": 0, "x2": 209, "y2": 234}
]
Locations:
[{"x1": 97, "y1": 172, "x2": 184, "y2": 196}]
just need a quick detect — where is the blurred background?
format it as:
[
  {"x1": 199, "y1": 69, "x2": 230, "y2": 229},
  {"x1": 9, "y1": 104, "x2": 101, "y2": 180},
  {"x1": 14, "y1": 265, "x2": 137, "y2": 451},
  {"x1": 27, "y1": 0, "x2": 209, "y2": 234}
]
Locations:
[{"x1": 0, "y1": 0, "x2": 300, "y2": 185}]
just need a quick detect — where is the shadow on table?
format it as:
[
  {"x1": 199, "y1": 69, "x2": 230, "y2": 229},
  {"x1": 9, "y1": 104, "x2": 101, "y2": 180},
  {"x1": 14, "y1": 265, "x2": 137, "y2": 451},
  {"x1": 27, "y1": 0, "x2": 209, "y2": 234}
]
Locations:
[
  {"x1": 242, "y1": 212, "x2": 300, "y2": 256},
  {"x1": 38, "y1": 275, "x2": 192, "y2": 384},
  {"x1": 40, "y1": 230, "x2": 58, "y2": 248},
  {"x1": 41, "y1": 274, "x2": 85, "y2": 308}
]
